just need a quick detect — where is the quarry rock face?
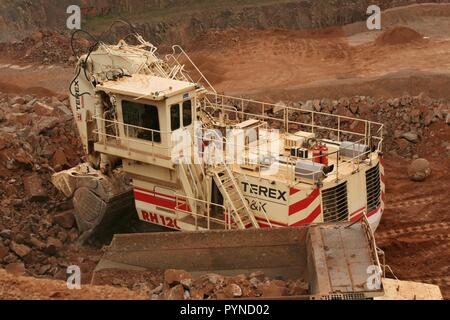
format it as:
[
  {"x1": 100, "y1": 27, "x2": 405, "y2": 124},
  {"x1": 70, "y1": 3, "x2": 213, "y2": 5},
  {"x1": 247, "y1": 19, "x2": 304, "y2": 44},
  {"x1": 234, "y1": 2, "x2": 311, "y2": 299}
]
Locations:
[{"x1": 0, "y1": 0, "x2": 444, "y2": 44}]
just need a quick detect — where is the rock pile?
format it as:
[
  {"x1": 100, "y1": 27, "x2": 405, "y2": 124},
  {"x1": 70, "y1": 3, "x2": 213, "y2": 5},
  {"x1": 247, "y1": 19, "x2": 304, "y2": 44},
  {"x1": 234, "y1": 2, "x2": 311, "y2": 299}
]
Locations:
[
  {"x1": 253, "y1": 93, "x2": 449, "y2": 159},
  {"x1": 0, "y1": 30, "x2": 91, "y2": 65},
  {"x1": 0, "y1": 92, "x2": 83, "y2": 173},
  {"x1": 151, "y1": 269, "x2": 309, "y2": 300},
  {"x1": 0, "y1": 91, "x2": 86, "y2": 278}
]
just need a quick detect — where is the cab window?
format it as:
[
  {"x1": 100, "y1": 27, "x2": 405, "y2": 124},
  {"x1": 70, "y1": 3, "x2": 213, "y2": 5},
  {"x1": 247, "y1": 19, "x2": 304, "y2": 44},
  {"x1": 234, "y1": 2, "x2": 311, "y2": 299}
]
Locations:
[
  {"x1": 122, "y1": 100, "x2": 161, "y2": 142},
  {"x1": 183, "y1": 100, "x2": 192, "y2": 126},
  {"x1": 170, "y1": 104, "x2": 181, "y2": 131}
]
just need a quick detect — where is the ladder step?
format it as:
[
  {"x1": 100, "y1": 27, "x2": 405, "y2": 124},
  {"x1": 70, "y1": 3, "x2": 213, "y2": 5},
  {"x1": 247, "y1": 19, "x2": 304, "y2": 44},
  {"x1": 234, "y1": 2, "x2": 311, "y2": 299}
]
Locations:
[
  {"x1": 222, "y1": 181, "x2": 234, "y2": 189},
  {"x1": 212, "y1": 165, "x2": 259, "y2": 229},
  {"x1": 221, "y1": 177, "x2": 232, "y2": 184},
  {"x1": 229, "y1": 196, "x2": 243, "y2": 204}
]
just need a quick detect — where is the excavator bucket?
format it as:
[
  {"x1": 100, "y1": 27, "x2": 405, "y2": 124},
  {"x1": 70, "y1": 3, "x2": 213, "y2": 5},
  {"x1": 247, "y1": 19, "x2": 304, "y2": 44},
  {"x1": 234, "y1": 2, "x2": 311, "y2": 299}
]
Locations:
[
  {"x1": 93, "y1": 219, "x2": 385, "y2": 299},
  {"x1": 52, "y1": 163, "x2": 136, "y2": 243}
]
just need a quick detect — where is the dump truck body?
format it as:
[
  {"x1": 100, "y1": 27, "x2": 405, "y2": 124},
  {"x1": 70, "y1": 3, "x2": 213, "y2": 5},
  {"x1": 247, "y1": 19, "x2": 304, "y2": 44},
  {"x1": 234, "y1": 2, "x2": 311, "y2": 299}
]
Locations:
[
  {"x1": 376, "y1": 278, "x2": 443, "y2": 300},
  {"x1": 94, "y1": 218, "x2": 384, "y2": 299}
]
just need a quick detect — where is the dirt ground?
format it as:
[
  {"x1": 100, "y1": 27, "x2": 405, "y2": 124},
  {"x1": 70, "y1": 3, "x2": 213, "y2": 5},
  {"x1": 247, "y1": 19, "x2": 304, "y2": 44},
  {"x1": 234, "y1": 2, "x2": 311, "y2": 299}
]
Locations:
[
  {"x1": 0, "y1": 3, "x2": 449, "y2": 299},
  {"x1": 0, "y1": 268, "x2": 147, "y2": 300},
  {"x1": 187, "y1": 3, "x2": 450, "y2": 101}
]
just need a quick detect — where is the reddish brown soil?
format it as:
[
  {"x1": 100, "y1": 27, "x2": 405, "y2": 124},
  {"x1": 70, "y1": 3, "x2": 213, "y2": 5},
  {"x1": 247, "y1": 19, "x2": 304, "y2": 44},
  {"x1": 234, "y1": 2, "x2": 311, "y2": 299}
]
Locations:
[
  {"x1": 375, "y1": 26, "x2": 425, "y2": 46},
  {"x1": 185, "y1": 6, "x2": 450, "y2": 101},
  {"x1": 377, "y1": 122, "x2": 450, "y2": 299},
  {"x1": 0, "y1": 81, "x2": 58, "y2": 97},
  {"x1": 0, "y1": 269, "x2": 147, "y2": 300}
]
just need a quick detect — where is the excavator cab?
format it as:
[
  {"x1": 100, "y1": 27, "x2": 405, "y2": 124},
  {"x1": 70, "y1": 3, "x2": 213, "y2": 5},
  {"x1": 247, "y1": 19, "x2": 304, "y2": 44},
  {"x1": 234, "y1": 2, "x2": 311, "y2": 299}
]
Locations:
[{"x1": 95, "y1": 74, "x2": 199, "y2": 165}]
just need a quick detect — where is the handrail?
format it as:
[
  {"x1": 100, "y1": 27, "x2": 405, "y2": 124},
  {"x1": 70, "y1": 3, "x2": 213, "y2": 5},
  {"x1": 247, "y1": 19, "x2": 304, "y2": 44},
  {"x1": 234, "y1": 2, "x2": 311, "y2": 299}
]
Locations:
[
  {"x1": 174, "y1": 193, "x2": 233, "y2": 230},
  {"x1": 206, "y1": 102, "x2": 382, "y2": 142},
  {"x1": 203, "y1": 93, "x2": 383, "y2": 150},
  {"x1": 197, "y1": 122, "x2": 375, "y2": 184},
  {"x1": 209, "y1": 93, "x2": 384, "y2": 127},
  {"x1": 166, "y1": 45, "x2": 217, "y2": 94}
]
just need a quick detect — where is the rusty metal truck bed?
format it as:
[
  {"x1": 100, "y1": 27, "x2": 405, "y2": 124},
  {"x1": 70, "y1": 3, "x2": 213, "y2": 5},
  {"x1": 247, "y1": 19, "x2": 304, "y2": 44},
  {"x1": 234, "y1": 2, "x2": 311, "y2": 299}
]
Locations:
[{"x1": 94, "y1": 219, "x2": 383, "y2": 299}]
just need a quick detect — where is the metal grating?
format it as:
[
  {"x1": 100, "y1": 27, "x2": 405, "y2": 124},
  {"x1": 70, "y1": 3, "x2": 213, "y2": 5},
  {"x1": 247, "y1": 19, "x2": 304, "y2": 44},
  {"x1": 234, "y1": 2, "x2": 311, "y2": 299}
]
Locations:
[
  {"x1": 320, "y1": 293, "x2": 367, "y2": 300},
  {"x1": 366, "y1": 164, "x2": 381, "y2": 213},
  {"x1": 322, "y1": 182, "x2": 349, "y2": 222}
]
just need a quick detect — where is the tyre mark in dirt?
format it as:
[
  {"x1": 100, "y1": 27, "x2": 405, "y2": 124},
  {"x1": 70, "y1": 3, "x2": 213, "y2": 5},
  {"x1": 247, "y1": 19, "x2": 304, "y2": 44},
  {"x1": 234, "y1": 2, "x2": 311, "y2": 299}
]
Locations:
[
  {"x1": 376, "y1": 221, "x2": 450, "y2": 240},
  {"x1": 377, "y1": 233, "x2": 450, "y2": 246},
  {"x1": 386, "y1": 195, "x2": 448, "y2": 210}
]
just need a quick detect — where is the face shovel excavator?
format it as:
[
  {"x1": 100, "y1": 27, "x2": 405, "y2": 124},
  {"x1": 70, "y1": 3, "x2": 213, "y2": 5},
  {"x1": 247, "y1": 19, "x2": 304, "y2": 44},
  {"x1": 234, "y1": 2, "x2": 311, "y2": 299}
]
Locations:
[{"x1": 52, "y1": 28, "x2": 442, "y2": 299}]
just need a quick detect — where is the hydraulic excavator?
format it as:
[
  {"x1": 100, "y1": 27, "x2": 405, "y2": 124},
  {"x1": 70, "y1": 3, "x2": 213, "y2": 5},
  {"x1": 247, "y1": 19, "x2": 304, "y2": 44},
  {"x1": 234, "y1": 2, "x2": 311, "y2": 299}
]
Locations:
[{"x1": 52, "y1": 29, "x2": 441, "y2": 299}]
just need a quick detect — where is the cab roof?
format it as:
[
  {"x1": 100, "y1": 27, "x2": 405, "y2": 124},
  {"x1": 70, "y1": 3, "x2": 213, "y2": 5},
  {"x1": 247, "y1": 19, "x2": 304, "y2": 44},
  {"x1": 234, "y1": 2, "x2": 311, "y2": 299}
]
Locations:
[{"x1": 97, "y1": 74, "x2": 197, "y2": 101}]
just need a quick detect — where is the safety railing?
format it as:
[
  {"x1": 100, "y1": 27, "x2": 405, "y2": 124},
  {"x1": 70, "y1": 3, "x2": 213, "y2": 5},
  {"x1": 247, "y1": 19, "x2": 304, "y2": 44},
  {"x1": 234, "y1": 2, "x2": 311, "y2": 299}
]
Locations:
[
  {"x1": 194, "y1": 125, "x2": 296, "y2": 182},
  {"x1": 196, "y1": 122, "x2": 379, "y2": 185},
  {"x1": 199, "y1": 93, "x2": 383, "y2": 183},
  {"x1": 360, "y1": 214, "x2": 383, "y2": 276},
  {"x1": 165, "y1": 45, "x2": 217, "y2": 93},
  {"x1": 92, "y1": 116, "x2": 173, "y2": 158},
  {"x1": 174, "y1": 193, "x2": 234, "y2": 230},
  {"x1": 203, "y1": 93, "x2": 383, "y2": 145}
]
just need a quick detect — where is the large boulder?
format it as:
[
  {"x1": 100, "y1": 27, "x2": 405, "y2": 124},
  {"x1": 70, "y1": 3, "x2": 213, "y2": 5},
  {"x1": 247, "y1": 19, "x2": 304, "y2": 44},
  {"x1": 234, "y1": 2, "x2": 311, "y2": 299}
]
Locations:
[{"x1": 408, "y1": 158, "x2": 431, "y2": 182}]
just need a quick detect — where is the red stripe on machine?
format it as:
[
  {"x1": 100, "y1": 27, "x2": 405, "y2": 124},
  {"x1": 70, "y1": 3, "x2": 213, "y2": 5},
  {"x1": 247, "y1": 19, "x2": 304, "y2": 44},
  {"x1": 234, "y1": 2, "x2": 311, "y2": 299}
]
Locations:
[
  {"x1": 134, "y1": 190, "x2": 176, "y2": 210},
  {"x1": 367, "y1": 207, "x2": 380, "y2": 218},
  {"x1": 350, "y1": 205, "x2": 382, "y2": 222},
  {"x1": 255, "y1": 217, "x2": 288, "y2": 227},
  {"x1": 289, "y1": 187, "x2": 300, "y2": 196},
  {"x1": 351, "y1": 213, "x2": 364, "y2": 222},
  {"x1": 134, "y1": 187, "x2": 177, "y2": 200},
  {"x1": 350, "y1": 207, "x2": 365, "y2": 218},
  {"x1": 288, "y1": 188, "x2": 320, "y2": 216},
  {"x1": 290, "y1": 205, "x2": 322, "y2": 226}
]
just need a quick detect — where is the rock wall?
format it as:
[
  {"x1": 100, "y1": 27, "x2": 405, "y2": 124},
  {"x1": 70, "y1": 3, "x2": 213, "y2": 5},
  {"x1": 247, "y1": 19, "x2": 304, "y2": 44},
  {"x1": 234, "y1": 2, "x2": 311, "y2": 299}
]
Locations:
[{"x1": 1, "y1": 0, "x2": 449, "y2": 43}]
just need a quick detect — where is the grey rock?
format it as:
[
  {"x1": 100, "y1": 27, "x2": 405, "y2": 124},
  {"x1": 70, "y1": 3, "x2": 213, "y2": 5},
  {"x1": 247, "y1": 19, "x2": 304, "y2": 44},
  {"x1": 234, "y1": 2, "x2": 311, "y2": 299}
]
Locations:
[
  {"x1": 302, "y1": 100, "x2": 314, "y2": 112},
  {"x1": 401, "y1": 132, "x2": 419, "y2": 143}
]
